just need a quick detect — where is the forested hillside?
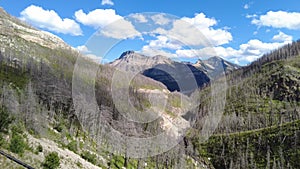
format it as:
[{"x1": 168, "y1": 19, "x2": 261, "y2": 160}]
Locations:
[{"x1": 189, "y1": 40, "x2": 300, "y2": 169}]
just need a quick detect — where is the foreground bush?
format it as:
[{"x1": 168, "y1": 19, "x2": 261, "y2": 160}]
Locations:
[{"x1": 43, "y1": 152, "x2": 60, "y2": 169}]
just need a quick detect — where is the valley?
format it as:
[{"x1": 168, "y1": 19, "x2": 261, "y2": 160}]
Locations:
[{"x1": 0, "y1": 5, "x2": 299, "y2": 169}]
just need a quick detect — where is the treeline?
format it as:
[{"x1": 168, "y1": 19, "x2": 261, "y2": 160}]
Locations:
[{"x1": 238, "y1": 40, "x2": 300, "y2": 78}]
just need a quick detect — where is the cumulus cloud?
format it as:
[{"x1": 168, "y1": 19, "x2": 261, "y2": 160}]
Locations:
[
  {"x1": 100, "y1": 19, "x2": 142, "y2": 39},
  {"x1": 146, "y1": 35, "x2": 182, "y2": 50},
  {"x1": 175, "y1": 39, "x2": 290, "y2": 65},
  {"x1": 76, "y1": 45, "x2": 91, "y2": 53},
  {"x1": 131, "y1": 13, "x2": 148, "y2": 23},
  {"x1": 140, "y1": 46, "x2": 177, "y2": 58},
  {"x1": 151, "y1": 14, "x2": 171, "y2": 25},
  {"x1": 101, "y1": 0, "x2": 114, "y2": 5},
  {"x1": 75, "y1": 9, "x2": 141, "y2": 39},
  {"x1": 149, "y1": 13, "x2": 232, "y2": 48},
  {"x1": 20, "y1": 5, "x2": 82, "y2": 36},
  {"x1": 272, "y1": 31, "x2": 293, "y2": 42},
  {"x1": 252, "y1": 11, "x2": 300, "y2": 30},
  {"x1": 174, "y1": 13, "x2": 232, "y2": 46},
  {"x1": 181, "y1": 13, "x2": 217, "y2": 29},
  {"x1": 138, "y1": 13, "x2": 233, "y2": 62},
  {"x1": 75, "y1": 9, "x2": 122, "y2": 28},
  {"x1": 83, "y1": 54, "x2": 102, "y2": 63}
]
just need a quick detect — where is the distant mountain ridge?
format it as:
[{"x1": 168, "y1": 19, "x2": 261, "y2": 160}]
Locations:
[
  {"x1": 193, "y1": 56, "x2": 240, "y2": 78},
  {"x1": 109, "y1": 51, "x2": 240, "y2": 94},
  {"x1": 110, "y1": 51, "x2": 212, "y2": 94}
]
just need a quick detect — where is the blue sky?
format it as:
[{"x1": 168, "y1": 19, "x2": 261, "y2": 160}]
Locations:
[{"x1": 0, "y1": 0, "x2": 300, "y2": 65}]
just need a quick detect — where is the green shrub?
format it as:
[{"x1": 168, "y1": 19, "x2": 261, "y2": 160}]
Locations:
[
  {"x1": 11, "y1": 124, "x2": 24, "y2": 134},
  {"x1": 42, "y1": 152, "x2": 60, "y2": 169},
  {"x1": 81, "y1": 151, "x2": 97, "y2": 165},
  {"x1": 9, "y1": 133, "x2": 26, "y2": 154},
  {"x1": 0, "y1": 134, "x2": 4, "y2": 147},
  {"x1": 36, "y1": 144, "x2": 43, "y2": 153},
  {"x1": 67, "y1": 140, "x2": 78, "y2": 153},
  {"x1": 0, "y1": 107, "x2": 14, "y2": 133},
  {"x1": 53, "y1": 124, "x2": 63, "y2": 133}
]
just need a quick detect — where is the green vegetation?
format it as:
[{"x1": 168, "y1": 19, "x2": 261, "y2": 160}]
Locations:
[
  {"x1": 80, "y1": 151, "x2": 97, "y2": 165},
  {"x1": 36, "y1": 144, "x2": 43, "y2": 153},
  {"x1": 42, "y1": 152, "x2": 60, "y2": 169},
  {"x1": 189, "y1": 43, "x2": 300, "y2": 168},
  {"x1": 0, "y1": 65, "x2": 29, "y2": 89},
  {"x1": 9, "y1": 132, "x2": 26, "y2": 154},
  {"x1": 0, "y1": 107, "x2": 14, "y2": 133},
  {"x1": 197, "y1": 120, "x2": 300, "y2": 168},
  {"x1": 66, "y1": 140, "x2": 78, "y2": 153}
]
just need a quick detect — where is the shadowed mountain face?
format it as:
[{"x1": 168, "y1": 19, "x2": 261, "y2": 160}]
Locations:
[
  {"x1": 110, "y1": 51, "x2": 211, "y2": 95},
  {"x1": 143, "y1": 63, "x2": 210, "y2": 95}
]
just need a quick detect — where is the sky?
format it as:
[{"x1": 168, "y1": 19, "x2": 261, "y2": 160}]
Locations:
[{"x1": 0, "y1": 0, "x2": 300, "y2": 65}]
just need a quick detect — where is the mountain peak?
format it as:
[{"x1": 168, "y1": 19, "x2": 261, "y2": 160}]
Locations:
[
  {"x1": 193, "y1": 56, "x2": 240, "y2": 78},
  {"x1": 119, "y1": 50, "x2": 135, "y2": 59}
]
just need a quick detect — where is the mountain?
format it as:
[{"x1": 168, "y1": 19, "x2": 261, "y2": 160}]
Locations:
[
  {"x1": 193, "y1": 56, "x2": 240, "y2": 78},
  {"x1": 142, "y1": 63, "x2": 210, "y2": 94},
  {"x1": 110, "y1": 50, "x2": 173, "y2": 73},
  {"x1": 110, "y1": 51, "x2": 212, "y2": 94}
]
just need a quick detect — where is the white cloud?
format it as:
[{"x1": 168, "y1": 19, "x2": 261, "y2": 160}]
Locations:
[
  {"x1": 244, "y1": 4, "x2": 250, "y2": 9},
  {"x1": 76, "y1": 45, "x2": 90, "y2": 53},
  {"x1": 140, "y1": 46, "x2": 177, "y2": 58},
  {"x1": 20, "y1": 5, "x2": 82, "y2": 36},
  {"x1": 75, "y1": 9, "x2": 141, "y2": 39},
  {"x1": 252, "y1": 11, "x2": 300, "y2": 30},
  {"x1": 246, "y1": 14, "x2": 257, "y2": 19},
  {"x1": 83, "y1": 54, "x2": 102, "y2": 63},
  {"x1": 150, "y1": 22, "x2": 209, "y2": 48},
  {"x1": 151, "y1": 14, "x2": 171, "y2": 25},
  {"x1": 131, "y1": 13, "x2": 148, "y2": 23},
  {"x1": 175, "y1": 39, "x2": 290, "y2": 65},
  {"x1": 181, "y1": 13, "x2": 217, "y2": 29},
  {"x1": 176, "y1": 46, "x2": 239, "y2": 59},
  {"x1": 272, "y1": 31, "x2": 293, "y2": 42},
  {"x1": 140, "y1": 13, "x2": 233, "y2": 61},
  {"x1": 163, "y1": 13, "x2": 232, "y2": 47},
  {"x1": 101, "y1": 0, "x2": 114, "y2": 5},
  {"x1": 146, "y1": 35, "x2": 182, "y2": 50},
  {"x1": 100, "y1": 19, "x2": 142, "y2": 39},
  {"x1": 75, "y1": 9, "x2": 122, "y2": 28}
]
